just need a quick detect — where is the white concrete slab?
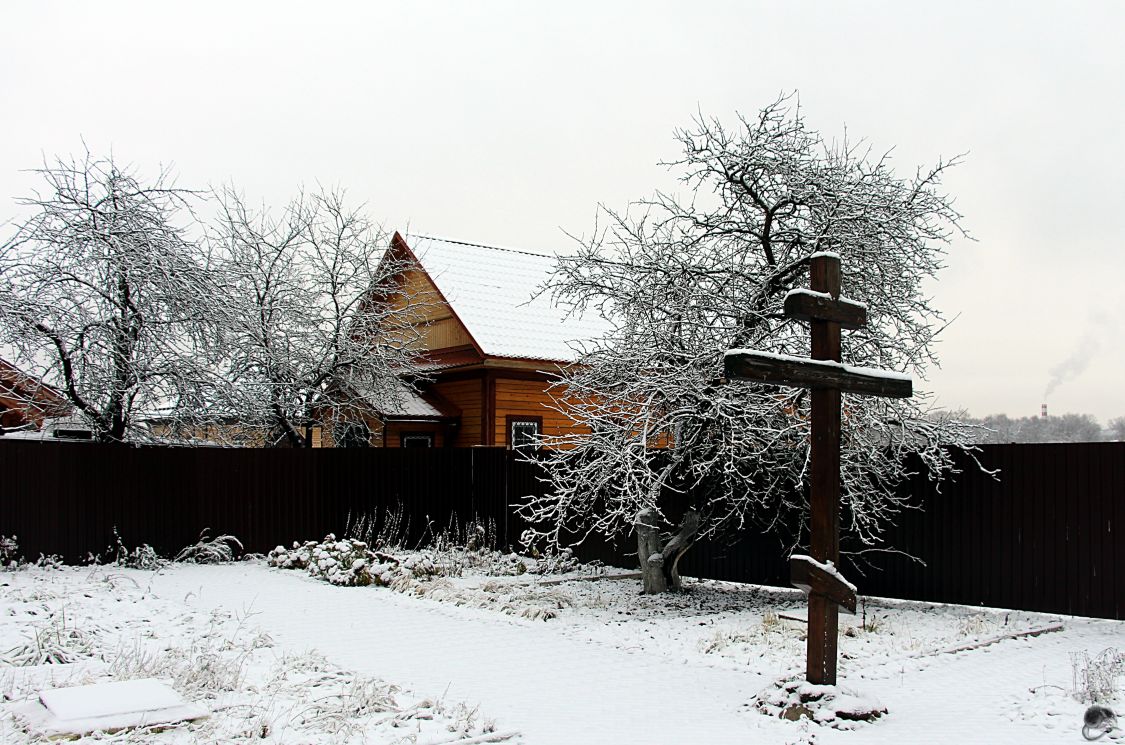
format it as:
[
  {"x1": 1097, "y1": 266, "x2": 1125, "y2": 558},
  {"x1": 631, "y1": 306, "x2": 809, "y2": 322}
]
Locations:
[
  {"x1": 12, "y1": 679, "x2": 208, "y2": 738},
  {"x1": 40, "y1": 678, "x2": 184, "y2": 720}
]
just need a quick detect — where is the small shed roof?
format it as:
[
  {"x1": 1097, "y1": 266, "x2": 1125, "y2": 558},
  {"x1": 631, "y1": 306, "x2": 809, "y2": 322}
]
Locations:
[
  {"x1": 400, "y1": 234, "x2": 611, "y2": 364},
  {"x1": 339, "y1": 373, "x2": 459, "y2": 422}
]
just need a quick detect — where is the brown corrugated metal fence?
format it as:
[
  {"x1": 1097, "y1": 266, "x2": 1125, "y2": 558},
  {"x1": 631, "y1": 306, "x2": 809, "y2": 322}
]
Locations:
[
  {"x1": 1, "y1": 440, "x2": 1122, "y2": 619},
  {"x1": 679, "y1": 443, "x2": 1124, "y2": 620}
]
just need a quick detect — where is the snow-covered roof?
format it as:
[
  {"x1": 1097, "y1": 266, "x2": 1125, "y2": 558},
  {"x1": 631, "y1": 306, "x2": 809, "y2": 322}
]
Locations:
[
  {"x1": 403, "y1": 234, "x2": 611, "y2": 364},
  {"x1": 345, "y1": 374, "x2": 458, "y2": 421}
]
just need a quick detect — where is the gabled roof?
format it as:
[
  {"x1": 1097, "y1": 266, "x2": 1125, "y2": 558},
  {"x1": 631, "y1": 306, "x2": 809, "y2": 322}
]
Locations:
[{"x1": 394, "y1": 233, "x2": 611, "y2": 364}]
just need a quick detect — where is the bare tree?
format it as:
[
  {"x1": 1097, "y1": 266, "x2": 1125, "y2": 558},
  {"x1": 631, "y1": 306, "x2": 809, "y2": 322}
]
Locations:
[
  {"x1": 969, "y1": 412, "x2": 1104, "y2": 443},
  {"x1": 0, "y1": 153, "x2": 216, "y2": 444},
  {"x1": 1109, "y1": 416, "x2": 1125, "y2": 442},
  {"x1": 521, "y1": 95, "x2": 979, "y2": 591},
  {"x1": 206, "y1": 186, "x2": 425, "y2": 447}
]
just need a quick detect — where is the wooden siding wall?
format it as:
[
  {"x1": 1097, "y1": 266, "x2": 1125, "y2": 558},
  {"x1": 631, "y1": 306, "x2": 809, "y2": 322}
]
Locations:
[
  {"x1": 433, "y1": 378, "x2": 483, "y2": 446},
  {"x1": 493, "y1": 377, "x2": 585, "y2": 446},
  {"x1": 391, "y1": 268, "x2": 473, "y2": 353},
  {"x1": 420, "y1": 318, "x2": 473, "y2": 351},
  {"x1": 383, "y1": 422, "x2": 446, "y2": 448}
]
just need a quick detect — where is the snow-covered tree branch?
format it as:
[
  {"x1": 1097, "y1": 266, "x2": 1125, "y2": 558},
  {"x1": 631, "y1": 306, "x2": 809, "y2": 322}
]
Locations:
[
  {"x1": 204, "y1": 186, "x2": 426, "y2": 447},
  {"x1": 0, "y1": 153, "x2": 216, "y2": 444},
  {"x1": 521, "y1": 95, "x2": 980, "y2": 588}
]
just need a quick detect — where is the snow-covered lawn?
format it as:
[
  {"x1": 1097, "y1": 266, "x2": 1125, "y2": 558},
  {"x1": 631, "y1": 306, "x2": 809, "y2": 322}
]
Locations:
[{"x1": 2, "y1": 558, "x2": 1121, "y2": 744}]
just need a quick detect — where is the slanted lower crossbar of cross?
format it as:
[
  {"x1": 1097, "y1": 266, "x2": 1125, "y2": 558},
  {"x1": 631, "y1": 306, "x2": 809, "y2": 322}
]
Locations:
[{"x1": 723, "y1": 252, "x2": 912, "y2": 686}]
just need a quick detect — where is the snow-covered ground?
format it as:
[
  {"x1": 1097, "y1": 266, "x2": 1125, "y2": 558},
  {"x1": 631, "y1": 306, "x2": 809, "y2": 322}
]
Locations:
[{"x1": 2, "y1": 558, "x2": 1121, "y2": 744}]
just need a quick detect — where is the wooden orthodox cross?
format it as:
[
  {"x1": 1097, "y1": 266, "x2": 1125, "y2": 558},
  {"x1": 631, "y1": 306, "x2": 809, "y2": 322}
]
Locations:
[{"x1": 723, "y1": 253, "x2": 912, "y2": 686}]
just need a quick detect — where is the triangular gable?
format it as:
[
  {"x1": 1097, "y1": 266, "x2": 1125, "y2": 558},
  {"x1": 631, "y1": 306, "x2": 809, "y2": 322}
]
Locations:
[{"x1": 385, "y1": 233, "x2": 485, "y2": 362}]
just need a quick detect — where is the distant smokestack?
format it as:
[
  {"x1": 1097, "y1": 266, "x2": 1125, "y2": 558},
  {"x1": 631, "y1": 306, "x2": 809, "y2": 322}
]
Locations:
[{"x1": 1041, "y1": 403, "x2": 1048, "y2": 419}]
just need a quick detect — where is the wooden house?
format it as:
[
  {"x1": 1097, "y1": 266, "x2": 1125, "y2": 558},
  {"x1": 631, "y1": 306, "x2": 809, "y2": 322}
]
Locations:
[{"x1": 329, "y1": 233, "x2": 610, "y2": 448}]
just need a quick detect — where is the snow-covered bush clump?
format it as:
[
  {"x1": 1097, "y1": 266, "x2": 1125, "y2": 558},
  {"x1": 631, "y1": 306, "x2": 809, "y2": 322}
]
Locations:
[
  {"x1": 419, "y1": 544, "x2": 581, "y2": 579},
  {"x1": 174, "y1": 530, "x2": 243, "y2": 564},
  {"x1": 523, "y1": 546, "x2": 581, "y2": 575},
  {"x1": 0, "y1": 536, "x2": 63, "y2": 570},
  {"x1": 86, "y1": 527, "x2": 166, "y2": 569},
  {"x1": 1, "y1": 535, "x2": 22, "y2": 569},
  {"x1": 268, "y1": 535, "x2": 433, "y2": 587},
  {"x1": 755, "y1": 678, "x2": 887, "y2": 728},
  {"x1": 345, "y1": 507, "x2": 584, "y2": 578}
]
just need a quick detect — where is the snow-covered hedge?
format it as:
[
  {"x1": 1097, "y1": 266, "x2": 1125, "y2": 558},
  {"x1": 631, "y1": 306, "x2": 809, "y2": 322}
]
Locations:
[{"x1": 267, "y1": 535, "x2": 436, "y2": 587}]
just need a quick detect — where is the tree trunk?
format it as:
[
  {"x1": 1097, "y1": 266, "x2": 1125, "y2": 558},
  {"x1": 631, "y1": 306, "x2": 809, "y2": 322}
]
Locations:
[
  {"x1": 662, "y1": 509, "x2": 701, "y2": 590},
  {"x1": 635, "y1": 508, "x2": 701, "y2": 594},
  {"x1": 635, "y1": 508, "x2": 667, "y2": 594}
]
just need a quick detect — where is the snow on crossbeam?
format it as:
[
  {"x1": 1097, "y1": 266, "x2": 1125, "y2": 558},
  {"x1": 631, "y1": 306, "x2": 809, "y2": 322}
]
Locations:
[
  {"x1": 790, "y1": 555, "x2": 857, "y2": 615},
  {"x1": 723, "y1": 349, "x2": 912, "y2": 398},
  {"x1": 783, "y1": 288, "x2": 867, "y2": 329}
]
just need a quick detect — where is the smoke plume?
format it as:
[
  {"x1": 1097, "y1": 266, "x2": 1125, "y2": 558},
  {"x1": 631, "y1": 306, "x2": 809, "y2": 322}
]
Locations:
[{"x1": 1044, "y1": 311, "x2": 1115, "y2": 398}]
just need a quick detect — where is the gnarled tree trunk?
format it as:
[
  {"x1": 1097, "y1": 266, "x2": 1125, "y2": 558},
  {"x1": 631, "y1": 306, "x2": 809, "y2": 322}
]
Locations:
[{"x1": 635, "y1": 508, "x2": 701, "y2": 594}]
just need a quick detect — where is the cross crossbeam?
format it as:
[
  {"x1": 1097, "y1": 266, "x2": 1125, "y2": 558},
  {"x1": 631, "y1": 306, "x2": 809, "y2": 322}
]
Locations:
[
  {"x1": 783, "y1": 289, "x2": 867, "y2": 329},
  {"x1": 723, "y1": 351, "x2": 912, "y2": 398}
]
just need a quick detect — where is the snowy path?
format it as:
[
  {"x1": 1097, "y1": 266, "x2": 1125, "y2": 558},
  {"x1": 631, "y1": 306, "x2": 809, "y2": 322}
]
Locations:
[
  {"x1": 150, "y1": 564, "x2": 767, "y2": 743},
  {"x1": 148, "y1": 565, "x2": 1118, "y2": 744}
]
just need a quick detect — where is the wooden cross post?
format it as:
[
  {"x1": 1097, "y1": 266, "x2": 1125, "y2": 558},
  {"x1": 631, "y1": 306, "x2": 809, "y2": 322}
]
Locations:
[{"x1": 723, "y1": 253, "x2": 912, "y2": 686}]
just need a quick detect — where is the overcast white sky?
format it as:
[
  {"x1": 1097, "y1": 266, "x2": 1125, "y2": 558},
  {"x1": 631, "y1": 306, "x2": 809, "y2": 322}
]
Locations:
[{"x1": 2, "y1": 1, "x2": 1123, "y2": 420}]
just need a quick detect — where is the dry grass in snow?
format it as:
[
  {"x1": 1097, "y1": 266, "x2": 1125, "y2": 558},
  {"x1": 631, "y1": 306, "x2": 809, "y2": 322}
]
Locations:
[
  {"x1": 0, "y1": 566, "x2": 519, "y2": 744},
  {"x1": 2, "y1": 548, "x2": 1123, "y2": 744}
]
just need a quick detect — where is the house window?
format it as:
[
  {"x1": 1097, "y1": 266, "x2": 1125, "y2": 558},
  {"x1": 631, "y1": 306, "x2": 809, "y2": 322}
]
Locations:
[
  {"x1": 507, "y1": 417, "x2": 542, "y2": 450},
  {"x1": 401, "y1": 432, "x2": 434, "y2": 448}
]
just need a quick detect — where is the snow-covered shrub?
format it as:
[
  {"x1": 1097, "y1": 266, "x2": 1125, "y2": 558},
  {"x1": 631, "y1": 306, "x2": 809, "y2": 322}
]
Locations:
[
  {"x1": 426, "y1": 542, "x2": 581, "y2": 579},
  {"x1": 268, "y1": 535, "x2": 422, "y2": 587},
  {"x1": 33, "y1": 553, "x2": 64, "y2": 570},
  {"x1": 0, "y1": 536, "x2": 69, "y2": 571},
  {"x1": 524, "y1": 546, "x2": 581, "y2": 575},
  {"x1": 0, "y1": 535, "x2": 21, "y2": 569},
  {"x1": 116, "y1": 544, "x2": 163, "y2": 570},
  {"x1": 1072, "y1": 648, "x2": 1125, "y2": 704},
  {"x1": 755, "y1": 678, "x2": 887, "y2": 727},
  {"x1": 174, "y1": 529, "x2": 243, "y2": 564},
  {"x1": 108, "y1": 527, "x2": 166, "y2": 569}
]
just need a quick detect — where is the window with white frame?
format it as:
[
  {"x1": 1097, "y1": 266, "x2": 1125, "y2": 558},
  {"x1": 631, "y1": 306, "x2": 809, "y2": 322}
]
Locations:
[
  {"x1": 401, "y1": 432, "x2": 434, "y2": 448},
  {"x1": 508, "y1": 417, "x2": 541, "y2": 450}
]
